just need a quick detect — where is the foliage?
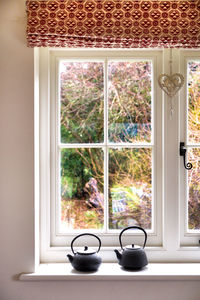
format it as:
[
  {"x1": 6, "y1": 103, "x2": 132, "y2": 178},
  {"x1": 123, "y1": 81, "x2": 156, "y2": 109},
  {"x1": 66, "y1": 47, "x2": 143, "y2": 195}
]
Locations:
[
  {"x1": 59, "y1": 60, "x2": 200, "y2": 231},
  {"x1": 188, "y1": 148, "x2": 200, "y2": 229},
  {"x1": 109, "y1": 148, "x2": 151, "y2": 229},
  {"x1": 188, "y1": 62, "x2": 200, "y2": 144},
  {"x1": 61, "y1": 148, "x2": 104, "y2": 229},
  {"x1": 108, "y1": 61, "x2": 152, "y2": 143},
  {"x1": 60, "y1": 62, "x2": 104, "y2": 144},
  {"x1": 187, "y1": 62, "x2": 200, "y2": 229},
  {"x1": 60, "y1": 60, "x2": 153, "y2": 230}
]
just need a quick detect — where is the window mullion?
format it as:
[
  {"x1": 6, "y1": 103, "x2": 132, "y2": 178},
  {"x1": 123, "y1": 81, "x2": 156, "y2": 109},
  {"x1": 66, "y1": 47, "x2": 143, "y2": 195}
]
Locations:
[
  {"x1": 163, "y1": 49, "x2": 180, "y2": 251},
  {"x1": 59, "y1": 143, "x2": 105, "y2": 148},
  {"x1": 186, "y1": 144, "x2": 200, "y2": 148}
]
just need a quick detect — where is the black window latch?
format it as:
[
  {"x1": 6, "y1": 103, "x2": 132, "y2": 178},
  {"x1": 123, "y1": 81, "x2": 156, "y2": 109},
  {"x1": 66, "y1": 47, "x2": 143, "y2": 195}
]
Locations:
[{"x1": 179, "y1": 142, "x2": 193, "y2": 170}]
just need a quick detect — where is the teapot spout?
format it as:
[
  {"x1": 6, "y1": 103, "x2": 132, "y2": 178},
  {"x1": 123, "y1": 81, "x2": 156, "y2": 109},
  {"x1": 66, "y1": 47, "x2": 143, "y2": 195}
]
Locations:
[
  {"x1": 114, "y1": 249, "x2": 122, "y2": 262},
  {"x1": 67, "y1": 254, "x2": 73, "y2": 264}
]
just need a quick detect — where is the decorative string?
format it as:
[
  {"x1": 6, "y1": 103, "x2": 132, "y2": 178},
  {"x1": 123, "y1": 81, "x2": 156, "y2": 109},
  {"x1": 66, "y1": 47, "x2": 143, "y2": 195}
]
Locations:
[{"x1": 169, "y1": 49, "x2": 174, "y2": 119}]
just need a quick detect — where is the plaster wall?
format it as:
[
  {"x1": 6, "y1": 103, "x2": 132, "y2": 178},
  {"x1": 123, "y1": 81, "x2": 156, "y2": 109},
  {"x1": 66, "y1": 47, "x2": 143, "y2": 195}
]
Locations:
[{"x1": 1, "y1": 1, "x2": 200, "y2": 299}]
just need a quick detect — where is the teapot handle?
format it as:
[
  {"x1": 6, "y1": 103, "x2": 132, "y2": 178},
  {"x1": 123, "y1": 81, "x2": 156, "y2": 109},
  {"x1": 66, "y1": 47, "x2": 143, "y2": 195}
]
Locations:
[
  {"x1": 70, "y1": 233, "x2": 101, "y2": 254},
  {"x1": 119, "y1": 226, "x2": 147, "y2": 250}
]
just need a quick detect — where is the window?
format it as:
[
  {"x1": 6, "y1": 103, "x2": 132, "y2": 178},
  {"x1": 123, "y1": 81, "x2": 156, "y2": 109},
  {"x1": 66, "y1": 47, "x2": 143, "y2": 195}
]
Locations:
[
  {"x1": 59, "y1": 59, "x2": 153, "y2": 233},
  {"x1": 36, "y1": 48, "x2": 200, "y2": 263},
  {"x1": 187, "y1": 60, "x2": 200, "y2": 232},
  {"x1": 180, "y1": 51, "x2": 200, "y2": 248}
]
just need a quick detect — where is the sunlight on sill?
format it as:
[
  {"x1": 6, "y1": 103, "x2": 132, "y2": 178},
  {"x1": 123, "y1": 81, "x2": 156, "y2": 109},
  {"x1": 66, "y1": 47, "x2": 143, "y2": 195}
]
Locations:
[{"x1": 19, "y1": 263, "x2": 200, "y2": 281}]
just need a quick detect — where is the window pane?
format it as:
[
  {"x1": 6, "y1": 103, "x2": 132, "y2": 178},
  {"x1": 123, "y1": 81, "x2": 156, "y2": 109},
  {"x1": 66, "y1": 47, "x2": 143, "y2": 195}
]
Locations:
[
  {"x1": 188, "y1": 61, "x2": 200, "y2": 144},
  {"x1": 108, "y1": 61, "x2": 152, "y2": 144},
  {"x1": 60, "y1": 62, "x2": 104, "y2": 143},
  {"x1": 108, "y1": 148, "x2": 152, "y2": 230},
  {"x1": 188, "y1": 148, "x2": 200, "y2": 230},
  {"x1": 60, "y1": 148, "x2": 104, "y2": 231}
]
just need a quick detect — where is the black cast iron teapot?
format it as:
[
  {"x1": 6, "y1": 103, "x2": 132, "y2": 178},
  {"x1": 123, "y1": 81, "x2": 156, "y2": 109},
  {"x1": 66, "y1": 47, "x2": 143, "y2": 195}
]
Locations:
[
  {"x1": 67, "y1": 233, "x2": 102, "y2": 272},
  {"x1": 114, "y1": 226, "x2": 148, "y2": 270}
]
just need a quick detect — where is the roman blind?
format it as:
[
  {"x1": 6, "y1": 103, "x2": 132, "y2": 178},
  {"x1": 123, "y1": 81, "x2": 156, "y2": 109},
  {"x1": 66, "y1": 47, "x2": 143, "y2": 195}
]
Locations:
[{"x1": 26, "y1": 0, "x2": 200, "y2": 48}]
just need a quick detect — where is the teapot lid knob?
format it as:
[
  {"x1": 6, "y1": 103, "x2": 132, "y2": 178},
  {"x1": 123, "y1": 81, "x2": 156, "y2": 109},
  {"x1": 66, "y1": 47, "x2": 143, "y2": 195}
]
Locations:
[
  {"x1": 125, "y1": 244, "x2": 141, "y2": 250},
  {"x1": 77, "y1": 246, "x2": 96, "y2": 255}
]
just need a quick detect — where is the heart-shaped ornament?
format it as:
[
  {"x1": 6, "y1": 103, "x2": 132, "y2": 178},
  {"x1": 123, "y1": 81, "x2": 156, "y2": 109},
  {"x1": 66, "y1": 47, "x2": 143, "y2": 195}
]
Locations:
[{"x1": 158, "y1": 73, "x2": 184, "y2": 97}]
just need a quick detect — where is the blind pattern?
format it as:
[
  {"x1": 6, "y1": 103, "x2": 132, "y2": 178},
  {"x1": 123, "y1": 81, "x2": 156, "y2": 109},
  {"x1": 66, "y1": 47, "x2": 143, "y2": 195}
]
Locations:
[{"x1": 26, "y1": 0, "x2": 200, "y2": 48}]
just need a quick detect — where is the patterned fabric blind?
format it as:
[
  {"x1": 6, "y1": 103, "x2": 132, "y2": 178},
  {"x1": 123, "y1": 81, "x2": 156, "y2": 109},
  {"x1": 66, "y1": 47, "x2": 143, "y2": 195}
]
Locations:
[{"x1": 26, "y1": 0, "x2": 200, "y2": 48}]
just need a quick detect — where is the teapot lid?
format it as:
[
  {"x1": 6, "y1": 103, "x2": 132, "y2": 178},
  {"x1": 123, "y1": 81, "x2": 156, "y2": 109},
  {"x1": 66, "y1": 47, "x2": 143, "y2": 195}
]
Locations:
[
  {"x1": 76, "y1": 246, "x2": 96, "y2": 255},
  {"x1": 125, "y1": 244, "x2": 141, "y2": 250}
]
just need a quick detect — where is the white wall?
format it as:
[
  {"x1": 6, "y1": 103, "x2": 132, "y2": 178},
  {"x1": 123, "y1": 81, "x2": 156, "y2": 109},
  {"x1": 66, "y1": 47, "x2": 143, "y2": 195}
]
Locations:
[{"x1": 1, "y1": 1, "x2": 200, "y2": 299}]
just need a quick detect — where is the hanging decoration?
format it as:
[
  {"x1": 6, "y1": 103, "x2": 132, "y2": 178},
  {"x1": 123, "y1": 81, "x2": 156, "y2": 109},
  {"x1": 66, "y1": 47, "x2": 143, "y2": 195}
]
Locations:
[
  {"x1": 158, "y1": 49, "x2": 184, "y2": 116},
  {"x1": 158, "y1": 49, "x2": 184, "y2": 98},
  {"x1": 26, "y1": 0, "x2": 200, "y2": 48}
]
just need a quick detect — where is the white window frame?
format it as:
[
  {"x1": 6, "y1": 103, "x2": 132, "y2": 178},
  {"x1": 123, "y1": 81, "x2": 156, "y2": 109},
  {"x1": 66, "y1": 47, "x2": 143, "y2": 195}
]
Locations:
[
  {"x1": 179, "y1": 50, "x2": 200, "y2": 247},
  {"x1": 35, "y1": 48, "x2": 200, "y2": 264}
]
